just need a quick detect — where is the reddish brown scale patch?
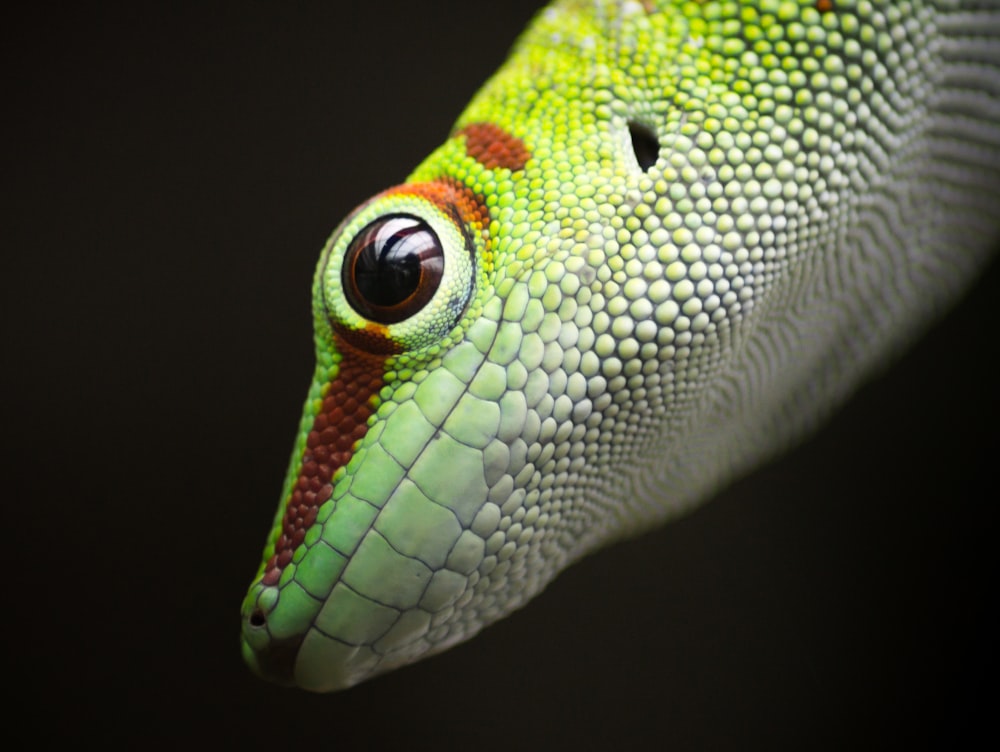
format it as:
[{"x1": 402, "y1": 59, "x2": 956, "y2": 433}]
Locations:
[
  {"x1": 335, "y1": 323, "x2": 402, "y2": 355},
  {"x1": 383, "y1": 178, "x2": 491, "y2": 241},
  {"x1": 456, "y1": 123, "x2": 531, "y2": 172},
  {"x1": 261, "y1": 341, "x2": 387, "y2": 586},
  {"x1": 816, "y1": 0, "x2": 833, "y2": 11}
]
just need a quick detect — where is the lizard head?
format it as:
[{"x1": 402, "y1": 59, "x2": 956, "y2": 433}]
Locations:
[
  {"x1": 239, "y1": 1, "x2": 788, "y2": 691},
  {"x1": 241, "y1": 0, "x2": 989, "y2": 690}
]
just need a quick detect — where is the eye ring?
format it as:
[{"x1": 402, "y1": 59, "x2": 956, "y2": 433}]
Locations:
[
  {"x1": 317, "y1": 182, "x2": 484, "y2": 352},
  {"x1": 341, "y1": 214, "x2": 445, "y2": 325}
]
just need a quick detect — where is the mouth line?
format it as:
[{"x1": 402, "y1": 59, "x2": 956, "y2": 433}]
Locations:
[{"x1": 242, "y1": 629, "x2": 304, "y2": 687}]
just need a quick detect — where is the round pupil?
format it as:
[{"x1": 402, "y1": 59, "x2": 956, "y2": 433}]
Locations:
[{"x1": 342, "y1": 214, "x2": 445, "y2": 324}]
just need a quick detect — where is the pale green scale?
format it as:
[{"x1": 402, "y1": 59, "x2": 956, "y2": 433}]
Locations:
[{"x1": 242, "y1": 0, "x2": 1000, "y2": 691}]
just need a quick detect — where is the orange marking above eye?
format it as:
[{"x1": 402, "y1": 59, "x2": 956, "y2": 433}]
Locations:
[
  {"x1": 383, "y1": 178, "x2": 491, "y2": 237},
  {"x1": 456, "y1": 122, "x2": 531, "y2": 171}
]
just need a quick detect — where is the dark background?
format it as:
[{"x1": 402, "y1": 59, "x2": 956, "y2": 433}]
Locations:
[{"x1": 4, "y1": 3, "x2": 997, "y2": 749}]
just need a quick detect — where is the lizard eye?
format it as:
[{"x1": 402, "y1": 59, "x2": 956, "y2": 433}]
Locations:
[
  {"x1": 316, "y1": 183, "x2": 483, "y2": 352},
  {"x1": 342, "y1": 214, "x2": 444, "y2": 324}
]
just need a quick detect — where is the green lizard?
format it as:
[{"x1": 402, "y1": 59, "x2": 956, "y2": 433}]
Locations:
[{"x1": 242, "y1": 0, "x2": 1000, "y2": 691}]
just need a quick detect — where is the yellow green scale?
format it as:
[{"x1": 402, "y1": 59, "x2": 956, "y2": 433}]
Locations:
[{"x1": 243, "y1": 0, "x2": 1000, "y2": 691}]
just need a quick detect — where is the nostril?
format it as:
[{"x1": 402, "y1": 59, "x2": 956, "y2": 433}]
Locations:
[{"x1": 249, "y1": 608, "x2": 266, "y2": 628}]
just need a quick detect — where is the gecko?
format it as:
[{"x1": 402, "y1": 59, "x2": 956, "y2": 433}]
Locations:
[{"x1": 241, "y1": 0, "x2": 1000, "y2": 691}]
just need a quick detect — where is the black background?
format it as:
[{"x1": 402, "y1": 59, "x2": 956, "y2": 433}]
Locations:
[{"x1": 4, "y1": 3, "x2": 997, "y2": 749}]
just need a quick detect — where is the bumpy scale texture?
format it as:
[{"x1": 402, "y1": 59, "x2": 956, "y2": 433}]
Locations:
[{"x1": 243, "y1": 0, "x2": 1000, "y2": 691}]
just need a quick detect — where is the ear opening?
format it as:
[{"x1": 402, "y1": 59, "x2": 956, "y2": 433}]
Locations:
[{"x1": 628, "y1": 121, "x2": 660, "y2": 171}]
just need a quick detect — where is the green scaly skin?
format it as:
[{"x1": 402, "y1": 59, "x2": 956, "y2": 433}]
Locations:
[{"x1": 242, "y1": 0, "x2": 1000, "y2": 691}]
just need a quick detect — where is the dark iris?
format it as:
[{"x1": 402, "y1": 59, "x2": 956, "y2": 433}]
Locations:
[{"x1": 341, "y1": 214, "x2": 445, "y2": 323}]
